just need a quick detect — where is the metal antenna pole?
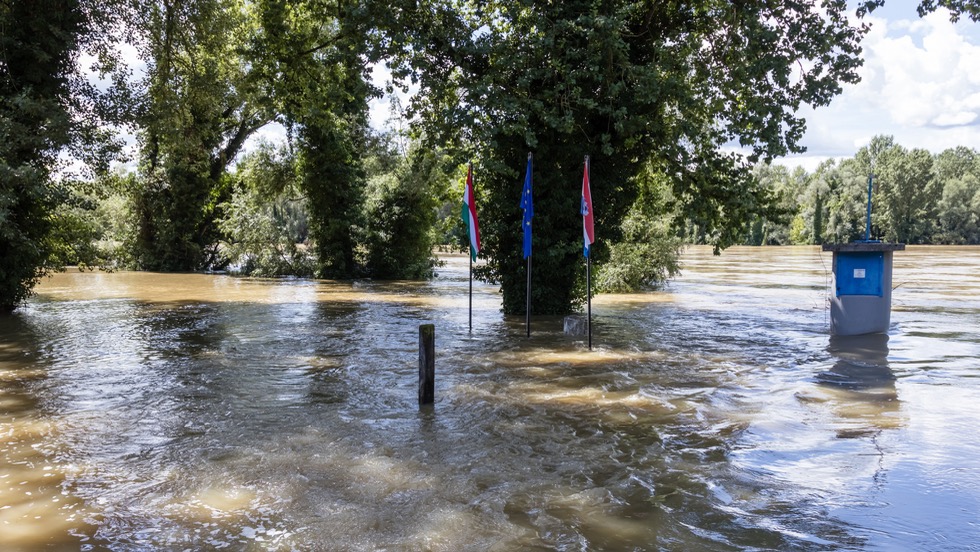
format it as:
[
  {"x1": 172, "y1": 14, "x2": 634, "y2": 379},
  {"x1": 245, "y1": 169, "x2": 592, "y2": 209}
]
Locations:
[{"x1": 865, "y1": 173, "x2": 874, "y2": 241}]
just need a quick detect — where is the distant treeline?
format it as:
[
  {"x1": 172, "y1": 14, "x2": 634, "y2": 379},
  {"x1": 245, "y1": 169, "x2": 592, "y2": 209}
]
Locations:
[{"x1": 737, "y1": 135, "x2": 980, "y2": 246}]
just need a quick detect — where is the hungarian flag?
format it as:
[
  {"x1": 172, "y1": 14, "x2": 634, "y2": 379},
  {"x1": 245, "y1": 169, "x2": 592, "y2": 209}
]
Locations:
[
  {"x1": 461, "y1": 163, "x2": 481, "y2": 261},
  {"x1": 581, "y1": 156, "x2": 594, "y2": 258}
]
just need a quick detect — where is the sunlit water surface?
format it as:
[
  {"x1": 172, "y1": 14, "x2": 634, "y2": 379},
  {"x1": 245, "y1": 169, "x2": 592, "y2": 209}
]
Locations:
[{"x1": 2, "y1": 246, "x2": 978, "y2": 551}]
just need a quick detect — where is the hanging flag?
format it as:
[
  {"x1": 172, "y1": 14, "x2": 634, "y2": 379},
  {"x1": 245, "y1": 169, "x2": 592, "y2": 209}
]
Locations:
[
  {"x1": 581, "y1": 156, "x2": 594, "y2": 258},
  {"x1": 520, "y1": 154, "x2": 533, "y2": 259},
  {"x1": 461, "y1": 163, "x2": 481, "y2": 261}
]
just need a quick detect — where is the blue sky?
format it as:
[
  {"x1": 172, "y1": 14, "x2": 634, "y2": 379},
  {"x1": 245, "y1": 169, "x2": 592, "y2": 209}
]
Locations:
[{"x1": 774, "y1": 5, "x2": 980, "y2": 171}]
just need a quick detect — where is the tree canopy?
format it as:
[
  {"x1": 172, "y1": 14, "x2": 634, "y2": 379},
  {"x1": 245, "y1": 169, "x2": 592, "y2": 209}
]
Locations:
[
  {"x1": 1, "y1": 0, "x2": 126, "y2": 311},
  {"x1": 3, "y1": 0, "x2": 979, "y2": 312},
  {"x1": 382, "y1": 0, "x2": 870, "y2": 312}
]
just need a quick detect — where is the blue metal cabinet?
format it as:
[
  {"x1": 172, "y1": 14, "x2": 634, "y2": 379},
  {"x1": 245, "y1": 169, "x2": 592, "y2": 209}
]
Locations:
[
  {"x1": 823, "y1": 242, "x2": 905, "y2": 336},
  {"x1": 835, "y1": 252, "x2": 884, "y2": 297}
]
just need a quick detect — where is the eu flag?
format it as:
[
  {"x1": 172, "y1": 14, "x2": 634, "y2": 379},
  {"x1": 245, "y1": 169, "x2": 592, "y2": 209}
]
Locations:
[{"x1": 520, "y1": 154, "x2": 533, "y2": 259}]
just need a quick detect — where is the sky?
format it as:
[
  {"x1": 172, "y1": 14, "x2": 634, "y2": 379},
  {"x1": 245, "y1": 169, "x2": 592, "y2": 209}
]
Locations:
[{"x1": 773, "y1": 5, "x2": 980, "y2": 172}]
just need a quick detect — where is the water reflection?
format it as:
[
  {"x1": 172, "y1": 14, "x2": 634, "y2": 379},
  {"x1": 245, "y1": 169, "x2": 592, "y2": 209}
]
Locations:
[
  {"x1": 814, "y1": 334, "x2": 902, "y2": 439},
  {"x1": 820, "y1": 334, "x2": 895, "y2": 393}
]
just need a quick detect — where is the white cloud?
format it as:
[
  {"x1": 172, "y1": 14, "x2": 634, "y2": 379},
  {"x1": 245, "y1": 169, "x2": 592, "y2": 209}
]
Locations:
[
  {"x1": 777, "y1": 8, "x2": 980, "y2": 171},
  {"x1": 862, "y1": 12, "x2": 980, "y2": 128}
]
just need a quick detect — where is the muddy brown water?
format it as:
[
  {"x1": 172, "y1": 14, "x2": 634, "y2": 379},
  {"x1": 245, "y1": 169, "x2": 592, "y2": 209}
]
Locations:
[{"x1": 1, "y1": 246, "x2": 978, "y2": 550}]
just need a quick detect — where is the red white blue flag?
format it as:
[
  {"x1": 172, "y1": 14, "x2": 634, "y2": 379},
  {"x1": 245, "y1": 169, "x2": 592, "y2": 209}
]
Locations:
[
  {"x1": 461, "y1": 163, "x2": 481, "y2": 261},
  {"x1": 581, "y1": 156, "x2": 594, "y2": 258}
]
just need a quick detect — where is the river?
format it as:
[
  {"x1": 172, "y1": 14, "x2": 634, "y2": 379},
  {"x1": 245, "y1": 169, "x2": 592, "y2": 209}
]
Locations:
[{"x1": 1, "y1": 246, "x2": 978, "y2": 551}]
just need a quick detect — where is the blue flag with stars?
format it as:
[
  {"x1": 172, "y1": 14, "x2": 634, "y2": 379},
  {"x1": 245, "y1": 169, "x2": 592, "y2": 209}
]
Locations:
[{"x1": 520, "y1": 155, "x2": 533, "y2": 259}]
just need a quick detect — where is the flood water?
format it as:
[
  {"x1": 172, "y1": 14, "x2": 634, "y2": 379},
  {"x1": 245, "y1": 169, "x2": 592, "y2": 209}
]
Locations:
[{"x1": 2, "y1": 246, "x2": 979, "y2": 551}]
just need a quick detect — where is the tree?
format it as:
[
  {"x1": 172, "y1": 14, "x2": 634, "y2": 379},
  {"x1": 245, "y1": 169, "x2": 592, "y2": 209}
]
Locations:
[
  {"x1": 596, "y1": 165, "x2": 681, "y2": 292},
  {"x1": 386, "y1": 0, "x2": 869, "y2": 314},
  {"x1": 935, "y1": 174, "x2": 980, "y2": 244},
  {"x1": 218, "y1": 142, "x2": 313, "y2": 276},
  {"x1": 853, "y1": 135, "x2": 898, "y2": 241},
  {"x1": 931, "y1": 147, "x2": 979, "y2": 244},
  {"x1": 934, "y1": 146, "x2": 979, "y2": 183},
  {"x1": 248, "y1": 0, "x2": 375, "y2": 279},
  {"x1": 128, "y1": 0, "x2": 273, "y2": 271},
  {"x1": 0, "y1": 0, "x2": 121, "y2": 310},
  {"x1": 824, "y1": 159, "x2": 871, "y2": 243},
  {"x1": 745, "y1": 164, "x2": 798, "y2": 246},
  {"x1": 875, "y1": 146, "x2": 940, "y2": 243},
  {"x1": 364, "y1": 143, "x2": 449, "y2": 279},
  {"x1": 788, "y1": 167, "x2": 833, "y2": 245},
  {"x1": 854, "y1": 134, "x2": 897, "y2": 176}
]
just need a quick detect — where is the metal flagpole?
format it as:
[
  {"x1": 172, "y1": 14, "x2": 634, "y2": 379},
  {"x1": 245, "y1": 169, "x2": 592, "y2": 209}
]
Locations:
[
  {"x1": 526, "y1": 256, "x2": 531, "y2": 337},
  {"x1": 587, "y1": 254, "x2": 592, "y2": 350},
  {"x1": 469, "y1": 252, "x2": 473, "y2": 333},
  {"x1": 522, "y1": 152, "x2": 533, "y2": 338},
  {"x1": 584, "y1": 154, "x2": 592, "y2": 350}
]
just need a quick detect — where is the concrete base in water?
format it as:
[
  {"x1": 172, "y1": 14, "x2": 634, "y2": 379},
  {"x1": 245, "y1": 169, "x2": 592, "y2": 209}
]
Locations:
[
  {"x1": 823, "y1": 242, "x2": 905, "y2": 336},
  {"x1": 564, "y1": 315, "x2": 589, "y2": 336},
  {"x1": 828, "y1": 288, "x2": 893, "y2": 335}
]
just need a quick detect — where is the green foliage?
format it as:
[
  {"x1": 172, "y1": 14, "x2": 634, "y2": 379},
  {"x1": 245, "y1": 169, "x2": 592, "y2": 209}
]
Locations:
[
  {"x1": 788, "y1": 215, "x2": 808, "y2": 245},
  {"x1": 0, "y1": 160, "x2": 57, "y2": 311},
  {"x1": 385, "y1": 0, "x2": 867, "y2": 313},
  {"x1": 45, "y1": 177, "x2": 127, "y2": 269},
  {"x1": 823, "y1": 160, "x2": 869, "y2": 244},
  {"x1": 745, "y1": 164, "x2": 800, "y2": 245},
  {"x1": 934, "y1": 146, "x2": 979, "y2": 182},
  {"x1": 298, "y1": 115, "x2": 368, "y2": 279},
  {"x1": 596, "y1": 167, "x2": 681, "y2": 292},
  {"x1": 0, "y1": 0, "x2": 85, "y2": 310},
  {"x1": 248, "y1": 0, "x2": 375, "y2": 279},
  {"x1": 598, "y1": 214, "x2": 681, "y2": 293},
  {"x1": 218, "y1": 143, "x2": 313, "y2": 277},
  {"x1": 813, "y1": 191, "x2": 824, "y2": 245},
  {"x1": 935, "y1": 175, "x2": 980, "y2": 244},
  {"x1": 89, "y1": 172, "x2": 133, "y2": 263},
  {"x1": 874, "y1": 146, "x2": 939, "y2": 244},
  {"x1": 128, "y1": 0, "x2": 273, "y2": 271},
  {"x1": 363, "y1": 146, "x2": 448, "y2": 279},
  {"x1": 752, "y1": 136, "x2": 980, "y2": 247},
  {"x1": 792, "y1": 169, "x2": 830, "y2": 245}
]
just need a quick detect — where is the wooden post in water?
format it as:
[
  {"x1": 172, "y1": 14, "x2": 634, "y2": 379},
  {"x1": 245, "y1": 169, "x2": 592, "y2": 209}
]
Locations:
[{"x1": 418, "y1": 324, "x2": 435, "y2": 405}]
